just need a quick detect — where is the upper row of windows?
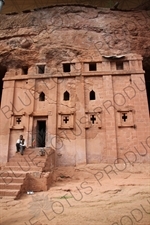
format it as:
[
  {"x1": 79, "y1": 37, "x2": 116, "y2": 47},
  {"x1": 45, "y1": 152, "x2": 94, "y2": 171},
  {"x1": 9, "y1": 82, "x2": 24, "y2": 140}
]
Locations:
[
  {"x1": 39, "y1": 90, "x2": 96, "y2": 102},
  {"x1": 21, "y1": 62, "x2": 124, "y2": 75}
]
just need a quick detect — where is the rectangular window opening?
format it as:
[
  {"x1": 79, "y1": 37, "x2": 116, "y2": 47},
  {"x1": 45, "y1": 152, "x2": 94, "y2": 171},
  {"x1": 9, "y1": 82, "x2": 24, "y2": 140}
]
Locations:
[
  {"x1": 63, "y1": 63, "x2": 71, "y2": 72},
  {"x1": 22, "y1": 66, "x2": 28, "y2": 75},
  {"x1": 89, "y1": 62, "x2": 97, "y2": 71},
  {"x1": 116, "y1": 61, "x2": 124, "y2": 70},
  {"x1": 37, "y1": 65, "x2": 45, "y2": 74}
]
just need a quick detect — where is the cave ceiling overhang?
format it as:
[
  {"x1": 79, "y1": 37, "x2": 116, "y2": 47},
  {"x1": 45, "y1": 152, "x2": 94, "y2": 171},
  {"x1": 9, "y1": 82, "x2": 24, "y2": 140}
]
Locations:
[{"x1": 0, "y1": 0, "x2": 150, "y2": 14}]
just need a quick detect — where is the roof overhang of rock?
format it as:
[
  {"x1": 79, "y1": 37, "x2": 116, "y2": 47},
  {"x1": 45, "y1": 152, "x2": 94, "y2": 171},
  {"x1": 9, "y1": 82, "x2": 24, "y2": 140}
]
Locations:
[{"x1": 1, "y1": 0, "x2": 150, "y2": 14}]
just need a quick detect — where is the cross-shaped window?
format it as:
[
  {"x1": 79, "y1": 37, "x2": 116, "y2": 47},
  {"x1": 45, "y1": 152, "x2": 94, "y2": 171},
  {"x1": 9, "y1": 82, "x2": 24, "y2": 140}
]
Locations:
[
  {"x1": 90, "y1": 115, "x2": 96, "y2": 124},
  {"x1": 16, "y1": 117, "x2": 21, "y2": 124},
  {"x1": 63, "y1": 116, "x2": 69, "y2": 124},
  {"x1": 122, "y1": 113, "x2": 127, "y2": 122}
]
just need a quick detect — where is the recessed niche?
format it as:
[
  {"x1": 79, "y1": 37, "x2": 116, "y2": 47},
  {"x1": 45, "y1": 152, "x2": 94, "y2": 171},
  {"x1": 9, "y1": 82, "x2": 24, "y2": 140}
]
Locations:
[
  {"x1": 37, "y1": 65, "x2": 45, "y2": 74},
  {"x1": 90, "y1": 90, "x2": 96, "y2": 100},
  {"x1": 16, "y1": 117, "x2": 22, "y2": 125},
  {"x1": 116, "y1": 61, "x2": 123, "y2": 70},
  {"x1": 117, "y1": 110, "x2": 135, "y2": 128},
  {"x1": 63, "y1": 63, "x2": 71, "y2": 72},
  {"x1": 85, "y1": 111, "x2": 102, "y2": 129},
  {"x1": 58, "y1": 113, "x2": 74, "y2": 129},
  {"x1": 63, "y1": 91, "x2": 70, "y2": 101},
  {"x1": 89, "y1": 62, "x2": 97, "y2": 71},
  {"x1": 39, "y1": 92, "x2": 45, "y2": 101},
  {"x1": 22, "y1": 66, "x2": 28, "y2": 75},
  {"x1": 10, "y1": 114, "x2": 25, "y2": 130}
]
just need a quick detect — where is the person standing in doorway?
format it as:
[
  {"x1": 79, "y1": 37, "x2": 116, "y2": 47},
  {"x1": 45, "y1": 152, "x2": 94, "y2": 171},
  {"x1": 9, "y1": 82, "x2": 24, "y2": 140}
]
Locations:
[{"x1": 16, "y1": 135, "x2": 26, "y2": 155}]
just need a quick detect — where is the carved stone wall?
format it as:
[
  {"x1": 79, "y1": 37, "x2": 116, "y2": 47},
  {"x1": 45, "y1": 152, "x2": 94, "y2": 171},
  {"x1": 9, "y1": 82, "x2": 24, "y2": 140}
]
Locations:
[{"x1": 0, "y1": 6, "x2": 150, "y2": 165}]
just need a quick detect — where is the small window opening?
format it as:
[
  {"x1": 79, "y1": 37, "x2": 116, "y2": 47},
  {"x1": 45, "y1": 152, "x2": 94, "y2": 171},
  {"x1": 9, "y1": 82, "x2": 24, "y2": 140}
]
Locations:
[
  {"x1": 90, "y1": 90, "x2": 96, "y2": 100},
  {"x1": 63, "y1": 63, "x2": 71, "y2": 72},
  {"x1": 116, "y1": 61, "x2": 123, "y2": 70},
  {"x1": 22, "y1": 66, "x2": 28, "y2": 75},
  {"x1": 64, "y1": 91, "x2": 70, "y2": 101},
  {"x1": 39, "y1": 92, "x2": 45, "y2": 101},
  {"x1": 16, "y1": 117, "x2": 21, "y2": 124},
  {"x1": 89, "y1": 62, "x2": 97, "y2": 71},
  {"x1": 37, "y1": 65, "x2": 45, "y2": 74},
  {"x1": 90, "y1": 115, "x2": 96, "y2": 124},
  {"x1": 63, "y1": 116, "x2": 69, "y2": 124},
  {"x1": 122, "y1": 113, "x2": 127, "y2": 122}
]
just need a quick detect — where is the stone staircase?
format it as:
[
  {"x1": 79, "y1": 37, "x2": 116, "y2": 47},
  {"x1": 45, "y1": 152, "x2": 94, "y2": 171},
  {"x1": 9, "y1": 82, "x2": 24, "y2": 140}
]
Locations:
[{"x1": 0, "y1": 148, "x2": 55, "y2": 200}]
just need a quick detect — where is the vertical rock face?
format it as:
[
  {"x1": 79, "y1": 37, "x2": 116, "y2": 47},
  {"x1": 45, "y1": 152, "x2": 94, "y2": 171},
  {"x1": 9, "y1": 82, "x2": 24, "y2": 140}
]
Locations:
[
  {"x1": 0, "y1": 6, "x2": 150, "y2": 68},
  {"x1": 0, "y1": 6, "x2": 150, "y2": 166}
]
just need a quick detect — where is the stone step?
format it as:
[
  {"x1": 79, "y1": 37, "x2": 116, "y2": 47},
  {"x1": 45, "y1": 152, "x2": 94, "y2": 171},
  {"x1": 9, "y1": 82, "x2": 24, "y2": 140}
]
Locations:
[
  {"x1": 20, "y1": 152, "x2": 41, "y2": 156},
  {"x1": 0, "y1": 147, "x2": 54, "y2": 200},
  {"x1": 0, "y1": 182, "x2": 22, "y2": 189},
  {"x1": 6, "y1": 161, "x2": 45, "y2": 167},
  {"x1": 18, "y1": 148, "x2": 41, "y2": 153},
  {"x1": 9, "y1": 157, "x2": 46, "y2": 163},
  {"x1": 11, "y1": 152, "x2": 47, "y2": 158},
  {"x1": 15, "y1": 148, "x2": 52, "y2": 155},
  {"x1": 14, "y1": 151, "x2": 45, "y2": 156},
  {"x1": 19, "y1": 148, "x2": 49, "y2": 155},
  {"x1": 0, "y1": 196, "x2": 15, "y2": 200},
  {"x1": 0, "y1": 177, "x2": 24, "y2": 183},
  {"x1": 2, "y1": 166, "x2": 42, "y2": 172},
  {"x1": 0, "y1": 189, "x2": 19, "y2": 197},
  {"x1": 0, "y1": 171, "x2": 26, "y2": 178}
]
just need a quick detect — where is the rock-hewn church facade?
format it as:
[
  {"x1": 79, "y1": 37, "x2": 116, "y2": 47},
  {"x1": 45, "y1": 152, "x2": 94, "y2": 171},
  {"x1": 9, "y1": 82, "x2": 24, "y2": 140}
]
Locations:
[{"x1": 0, "y1": 6, "x2": 150, "y2": 166}]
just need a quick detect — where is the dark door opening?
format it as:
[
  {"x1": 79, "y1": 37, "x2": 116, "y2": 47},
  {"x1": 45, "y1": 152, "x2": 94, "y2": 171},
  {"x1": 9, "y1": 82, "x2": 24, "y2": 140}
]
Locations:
[
  {"x1": 0, "y1": 66, "x2": 7, "y2": 105},
  {"x1": 36, "y1": 120, "x2": 46, "y2": 147}
]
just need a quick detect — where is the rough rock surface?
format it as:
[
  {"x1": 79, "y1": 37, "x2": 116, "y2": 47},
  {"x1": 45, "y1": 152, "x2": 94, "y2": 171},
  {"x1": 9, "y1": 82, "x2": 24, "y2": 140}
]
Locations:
[
  {"x1": 0, "y1": 163, "x2": 150, "y2": 225},
  {"x1": 0, "y1": 6, "x2": 150, "y2": 70},
  {"x1": 0, "y1": 6, "x2": 150, "y2": 225}
]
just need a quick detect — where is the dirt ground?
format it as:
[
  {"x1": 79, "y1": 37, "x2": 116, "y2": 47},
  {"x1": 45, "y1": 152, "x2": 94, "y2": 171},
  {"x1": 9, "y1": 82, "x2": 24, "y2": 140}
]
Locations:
[{"x1": 0, "y1": 163, "x2": 150, "y2": 225}]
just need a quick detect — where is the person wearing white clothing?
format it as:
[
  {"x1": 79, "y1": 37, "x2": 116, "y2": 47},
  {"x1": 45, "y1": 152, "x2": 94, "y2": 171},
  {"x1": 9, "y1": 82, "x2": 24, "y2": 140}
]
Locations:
[{"x1": 16, "y1": 135, "x2": 26, "y2": 155}]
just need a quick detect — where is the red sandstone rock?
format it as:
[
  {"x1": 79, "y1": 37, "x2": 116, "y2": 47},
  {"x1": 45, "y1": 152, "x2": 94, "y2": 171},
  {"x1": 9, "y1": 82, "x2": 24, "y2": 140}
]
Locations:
[
  {"x1": 0, "y1": 6, "x2": 150, "y2": 67},
  {"x1": 0, "y1": 6, "x2": 150, "y2": 166}
]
